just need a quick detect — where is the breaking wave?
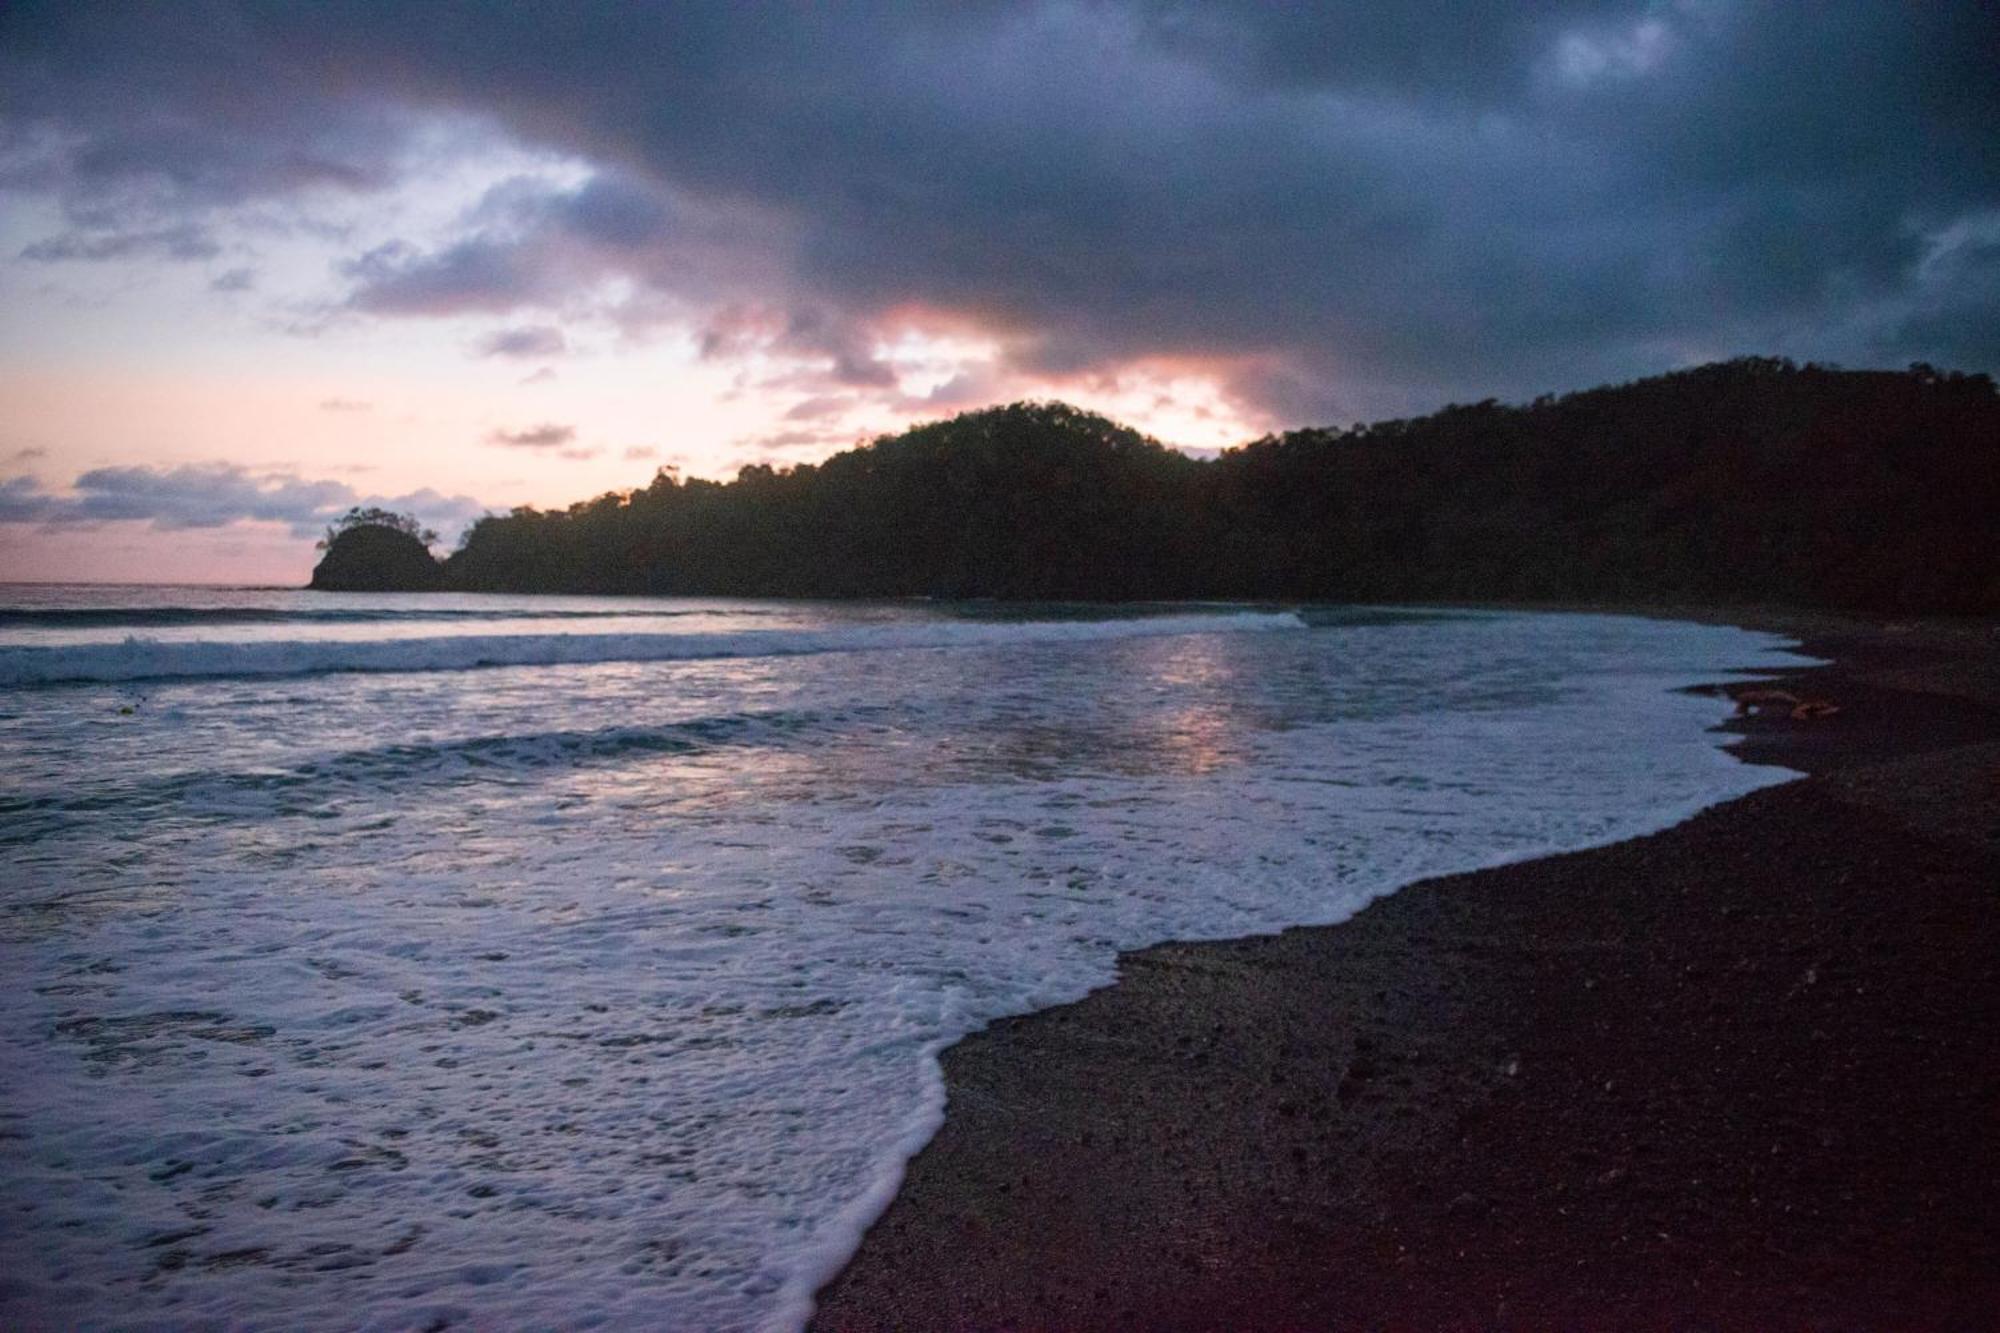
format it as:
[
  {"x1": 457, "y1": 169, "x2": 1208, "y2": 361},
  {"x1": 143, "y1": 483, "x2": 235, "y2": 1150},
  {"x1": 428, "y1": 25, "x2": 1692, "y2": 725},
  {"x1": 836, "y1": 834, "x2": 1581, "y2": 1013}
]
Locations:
[
  {"x1": 0, "y1": 611, "x2": 1309, "y2": 686},
  {"x1": 0, "y1": 605, "x2": 748, "y2": 628}
]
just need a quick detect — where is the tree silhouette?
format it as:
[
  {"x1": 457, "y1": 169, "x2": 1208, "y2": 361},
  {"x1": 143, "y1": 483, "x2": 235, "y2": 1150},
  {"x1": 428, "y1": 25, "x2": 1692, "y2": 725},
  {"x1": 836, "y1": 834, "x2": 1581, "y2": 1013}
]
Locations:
[
  {"x1": 318, "y1": 506, "x2": 439, "y2": 551},
  {"x1": 341, "y1": 361, "x2": 1996, "y2": 613}
]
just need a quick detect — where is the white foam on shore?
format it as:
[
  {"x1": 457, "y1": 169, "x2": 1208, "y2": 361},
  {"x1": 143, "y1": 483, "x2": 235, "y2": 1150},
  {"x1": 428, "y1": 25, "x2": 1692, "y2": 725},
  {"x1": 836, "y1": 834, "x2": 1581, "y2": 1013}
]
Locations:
[{"x1": 0, "y1": 608, "x2": 1808, "y2": 1330}]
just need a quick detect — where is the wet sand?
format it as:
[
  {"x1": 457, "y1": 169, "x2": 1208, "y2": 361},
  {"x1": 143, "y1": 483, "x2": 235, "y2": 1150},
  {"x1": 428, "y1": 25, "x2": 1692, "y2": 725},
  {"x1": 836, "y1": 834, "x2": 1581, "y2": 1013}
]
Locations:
[{"x1": 812, "y1": 613, "x2": 2000, "y2": 1330}]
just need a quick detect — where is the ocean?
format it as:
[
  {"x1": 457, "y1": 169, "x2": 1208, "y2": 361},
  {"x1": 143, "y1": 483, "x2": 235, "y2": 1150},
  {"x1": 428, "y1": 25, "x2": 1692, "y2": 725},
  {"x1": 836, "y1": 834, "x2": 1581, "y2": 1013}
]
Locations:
[{"x1": 0, "y1": 587, "x2": 1805, "y2": 1329}]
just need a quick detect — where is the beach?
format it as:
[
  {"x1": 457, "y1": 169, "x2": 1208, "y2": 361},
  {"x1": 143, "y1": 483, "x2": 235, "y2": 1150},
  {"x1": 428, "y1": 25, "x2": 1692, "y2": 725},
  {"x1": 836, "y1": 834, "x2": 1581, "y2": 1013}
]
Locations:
[
  {"x1": 812, "y1": 613, "x2": 2000, "y2": 1329},
  {"x1": 5, "y1": 597, "x2": 1807, "y2": 1327}
]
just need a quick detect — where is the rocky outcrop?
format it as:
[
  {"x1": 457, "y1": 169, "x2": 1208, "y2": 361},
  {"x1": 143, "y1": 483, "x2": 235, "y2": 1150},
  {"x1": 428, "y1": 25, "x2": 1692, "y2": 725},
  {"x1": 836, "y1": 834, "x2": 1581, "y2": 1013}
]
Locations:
[{"x1": 308, "y1": 524, "x2": 443, "y2": 591}]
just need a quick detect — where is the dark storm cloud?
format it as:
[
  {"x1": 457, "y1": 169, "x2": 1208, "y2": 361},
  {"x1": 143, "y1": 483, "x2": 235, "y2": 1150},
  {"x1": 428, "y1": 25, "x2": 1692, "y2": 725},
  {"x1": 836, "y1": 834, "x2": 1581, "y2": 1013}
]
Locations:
[
  {"x1": 334, "y1": 172, "x2": 751, "y2": 324},
  {"x1": 342, "y1": 237, "x2": 545, "y2": 317},
  {"x1": 0, "y1": 2, "x2": 417, "y2": 274},
  {"x1": 0, "y1": 463, "x2": 486, "y2": 538},
  {"x1": 1128, "y1": 1, "x2": 1651, "y2": 100},
  {"x1": 536, "y1": 175, "x2": 675, "y2": 251},
  {"x1": 0, "y1": 0, "x2": 410, "y2": 201},
  {"x1": 3, "y1": 1, "x2": 1996, "y2": 419}
]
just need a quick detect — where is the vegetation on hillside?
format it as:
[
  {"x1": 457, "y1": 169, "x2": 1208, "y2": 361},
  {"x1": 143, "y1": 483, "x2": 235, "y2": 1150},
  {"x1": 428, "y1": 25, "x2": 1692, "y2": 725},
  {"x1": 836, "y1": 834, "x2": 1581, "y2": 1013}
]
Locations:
[
  {"x1": 319, "y1": 506, "x2": 440, "y2": 552},
  {"x1": 309, "y1": 515, "x2": 443, "y2": 591},
  {"x1": 316, "y1": 360, "x2": 2000, "y2": 613}
]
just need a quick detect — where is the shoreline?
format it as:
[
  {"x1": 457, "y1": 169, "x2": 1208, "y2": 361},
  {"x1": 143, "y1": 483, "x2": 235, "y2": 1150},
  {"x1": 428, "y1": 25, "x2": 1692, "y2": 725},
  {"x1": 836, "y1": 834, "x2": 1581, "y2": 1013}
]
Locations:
[{"x1": 811, "y1": 611, "x2": 2000, "y2": 1329}]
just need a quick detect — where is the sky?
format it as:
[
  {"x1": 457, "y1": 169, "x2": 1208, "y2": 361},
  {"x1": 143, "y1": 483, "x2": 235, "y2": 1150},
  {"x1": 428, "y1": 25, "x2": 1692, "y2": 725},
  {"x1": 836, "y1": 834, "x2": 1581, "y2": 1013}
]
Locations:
[{"x1": 1, "y1": 2, "x2": 1995, "y2": 584}]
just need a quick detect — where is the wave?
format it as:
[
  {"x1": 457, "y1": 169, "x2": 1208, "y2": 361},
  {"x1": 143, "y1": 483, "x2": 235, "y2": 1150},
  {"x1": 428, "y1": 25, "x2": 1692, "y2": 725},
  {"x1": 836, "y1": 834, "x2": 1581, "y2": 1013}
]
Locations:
[
  {"x1": 0, "y1": 611, "x2": 1308, "y2": 687},
  {"x1": 0, "y1": 707, "x2": 853, "y2": 845},
  {"x1": 0, "y1": 605, "x2": 750, "y2": 628}
]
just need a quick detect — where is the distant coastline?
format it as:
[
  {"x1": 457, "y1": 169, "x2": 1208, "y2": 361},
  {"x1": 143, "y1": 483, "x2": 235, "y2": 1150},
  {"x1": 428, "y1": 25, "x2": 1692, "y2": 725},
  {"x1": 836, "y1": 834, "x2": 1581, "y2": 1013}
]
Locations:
[{"x1": 312, "y1": 358, "x2": 2000, "y2": 616}]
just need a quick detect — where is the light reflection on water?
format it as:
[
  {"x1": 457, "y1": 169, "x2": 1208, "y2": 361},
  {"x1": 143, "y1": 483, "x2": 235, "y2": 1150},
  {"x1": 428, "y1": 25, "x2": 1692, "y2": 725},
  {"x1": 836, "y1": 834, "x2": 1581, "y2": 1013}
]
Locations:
[{"x1": 0, "y1": 595, "x2": 1804, "y2": 1330}]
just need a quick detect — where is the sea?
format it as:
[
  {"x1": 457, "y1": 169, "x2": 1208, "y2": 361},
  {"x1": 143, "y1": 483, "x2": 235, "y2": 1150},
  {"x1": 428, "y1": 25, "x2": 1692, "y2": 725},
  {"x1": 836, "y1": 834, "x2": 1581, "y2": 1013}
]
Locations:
[{"x1": 0, "y1": 586, "x2": 1807, "y2": 1329}]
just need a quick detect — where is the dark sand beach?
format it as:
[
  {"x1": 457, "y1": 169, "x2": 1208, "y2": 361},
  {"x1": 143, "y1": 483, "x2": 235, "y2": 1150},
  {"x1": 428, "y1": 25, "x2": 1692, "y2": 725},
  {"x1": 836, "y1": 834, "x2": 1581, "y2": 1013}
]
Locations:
[{"x1": 814, "y1": 613, "x2": 2000, "y2": 1330}]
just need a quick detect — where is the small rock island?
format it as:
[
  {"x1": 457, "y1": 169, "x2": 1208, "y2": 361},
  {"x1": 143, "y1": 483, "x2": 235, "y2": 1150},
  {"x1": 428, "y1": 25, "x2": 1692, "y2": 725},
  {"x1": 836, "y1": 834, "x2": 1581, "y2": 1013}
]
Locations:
[{"x1": 308, "y1": 509, "x2": 444, "y2": 591}]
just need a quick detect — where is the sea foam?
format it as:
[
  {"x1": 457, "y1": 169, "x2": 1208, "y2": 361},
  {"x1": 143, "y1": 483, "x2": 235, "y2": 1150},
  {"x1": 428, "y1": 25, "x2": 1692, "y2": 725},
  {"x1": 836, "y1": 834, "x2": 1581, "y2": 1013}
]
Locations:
[
  {"x1": 0, "y1": 602, "x2": 1806, "y2": 1330},
  {"x1": 0, "y1": 610, "x2": 1305, "y2": 686}
]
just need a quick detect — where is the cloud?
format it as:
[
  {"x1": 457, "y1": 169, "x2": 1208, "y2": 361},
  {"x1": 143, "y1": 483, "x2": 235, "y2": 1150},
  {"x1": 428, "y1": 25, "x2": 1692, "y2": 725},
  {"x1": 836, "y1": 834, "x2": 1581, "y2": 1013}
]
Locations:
[
  {"x1": 332, "y1": 169, "x2": 776, "y2": 334},
  {"x1": 0, "y1": 11, "x2": 416, "y2": 311},
  {"x1": 20, "y1": 223, "x2": 220, "y2": 263},
  {"x1": 519, "y1": 366, "x2": 558, "y2": 385},
  {"x1": 3, "y1": 3, "x2": 1996, "y2": 421},
  {"x1": 734, "y1": 425, "x2": 862, "y2": 456},
  {"x1": 0, "y1": 464, "x2": 487, "y2": 540},
  {"x1": 694, "y1": 305, "x2": 898, "y2": 394},
  {"x1": 318, "y1": 397, "x2": 373, "y2": 413},
  {"x1": 487, "y1": 422, "x2": 577, "y2": 449},
  {"x1": 341, "y1": 236, "x2": 545, "y2": 317},
  {"x1": 0, "y1": 5, "x2": 413, "y2": 213},
  {"x1": 5, "y1": 448, "x2": 49, "y2": 464},
  {"x1": 782, "y1": 395, "x2": 849, "y2": 421},
  {"x1": 475, "y1": 325, "x2": 568, "y2": 358},
  {"x1": 622, "y1": 445, "x2": 658, "y2": 461},
  {"x1": 896, "y1": 368, "x2": 1005, "y2": 411}
]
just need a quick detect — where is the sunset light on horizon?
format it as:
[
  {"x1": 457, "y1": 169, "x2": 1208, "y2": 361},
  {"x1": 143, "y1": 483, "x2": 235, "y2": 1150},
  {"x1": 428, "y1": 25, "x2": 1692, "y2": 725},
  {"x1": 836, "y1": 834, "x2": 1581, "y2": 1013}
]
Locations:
[{"x1": 3, "y1": 4, "x2": 1994, "y2": 583}]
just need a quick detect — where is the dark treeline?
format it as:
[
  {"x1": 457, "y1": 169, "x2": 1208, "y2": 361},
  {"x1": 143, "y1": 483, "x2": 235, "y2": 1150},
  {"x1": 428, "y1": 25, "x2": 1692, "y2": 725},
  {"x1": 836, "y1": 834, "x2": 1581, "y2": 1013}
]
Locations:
[{"x1": 321, "y1": 358, "x2": 2000, "y2": 613}]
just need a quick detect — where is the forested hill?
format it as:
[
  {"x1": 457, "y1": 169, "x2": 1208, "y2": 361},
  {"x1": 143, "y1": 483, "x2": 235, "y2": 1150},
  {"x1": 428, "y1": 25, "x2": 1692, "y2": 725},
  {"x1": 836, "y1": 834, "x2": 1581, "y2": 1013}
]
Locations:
[{"x1": 420, "y1": 358, "x2": 1998, "y2": 612}]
